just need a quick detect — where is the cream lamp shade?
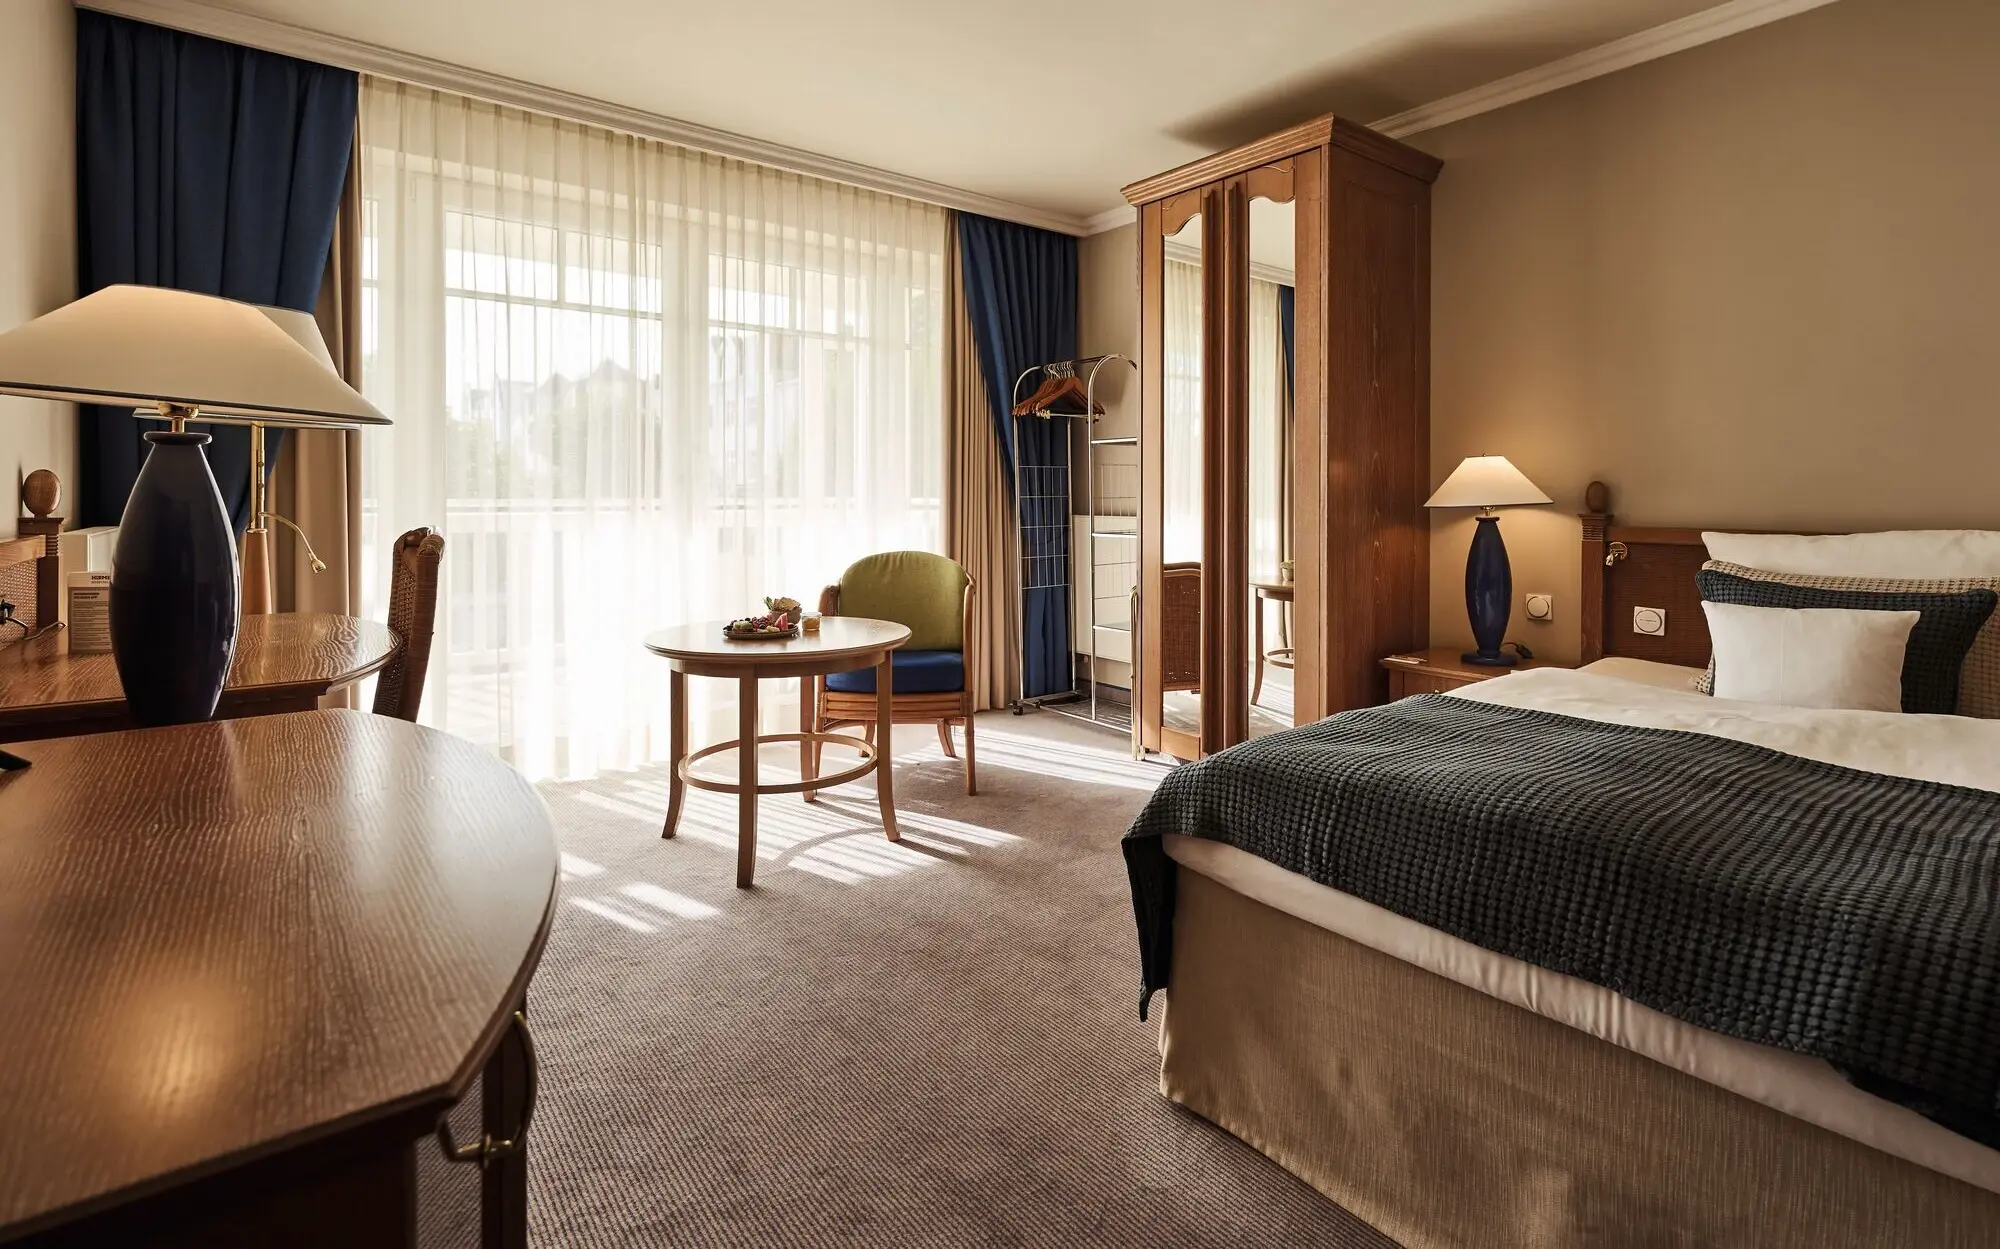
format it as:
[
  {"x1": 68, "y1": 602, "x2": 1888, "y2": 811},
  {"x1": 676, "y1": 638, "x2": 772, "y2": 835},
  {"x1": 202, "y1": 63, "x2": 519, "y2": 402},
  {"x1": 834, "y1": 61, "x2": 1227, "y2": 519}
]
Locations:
[
  {"x1": 1424, "y1": 455, "x2": 1552, "y2": 511},
  {"x1": 0, "y1": 284, "x2": 386, "y2": 427},
  {"x1": 251, "y1": 303, "x2": 340, "y2": 376}
]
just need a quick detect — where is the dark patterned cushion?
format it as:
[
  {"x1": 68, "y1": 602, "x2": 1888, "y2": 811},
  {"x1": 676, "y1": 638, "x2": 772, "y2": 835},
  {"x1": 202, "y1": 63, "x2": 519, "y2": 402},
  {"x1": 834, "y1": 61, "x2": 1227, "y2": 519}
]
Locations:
[
  {"x1": 1696, "y1": 568, "x2": 1997, "y2": 715},
  {"x1": 1698, "y1": 560, "x2": 2000, "y2": 718}
]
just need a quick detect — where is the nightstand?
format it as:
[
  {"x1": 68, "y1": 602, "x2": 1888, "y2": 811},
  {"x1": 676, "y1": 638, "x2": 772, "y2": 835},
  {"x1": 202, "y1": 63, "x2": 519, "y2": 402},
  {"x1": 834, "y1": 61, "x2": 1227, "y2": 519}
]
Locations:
[{"x1": 1380, "y1": 647, "x2": 1562, "y2": 698}]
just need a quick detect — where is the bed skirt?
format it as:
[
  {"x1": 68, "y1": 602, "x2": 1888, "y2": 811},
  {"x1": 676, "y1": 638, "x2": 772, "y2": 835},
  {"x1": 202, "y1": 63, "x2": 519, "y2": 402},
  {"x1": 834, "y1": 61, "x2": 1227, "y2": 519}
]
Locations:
[{"x1": 1159, "y1": 867, "x2": 2000, "y2": 1249}]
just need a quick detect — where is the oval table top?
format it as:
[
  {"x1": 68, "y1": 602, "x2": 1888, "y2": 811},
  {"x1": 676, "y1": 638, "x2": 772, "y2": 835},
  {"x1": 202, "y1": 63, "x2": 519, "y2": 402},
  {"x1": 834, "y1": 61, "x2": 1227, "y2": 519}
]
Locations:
[
  {"x1": 0, "y1": 711, "x2": 558, "y2": 1239},
  {"x1": 645, "y1": 616, "x2": 911, "y2": 672},
  {"x1": 0, "y1": 611, "x2": 400, "y2": 717}
]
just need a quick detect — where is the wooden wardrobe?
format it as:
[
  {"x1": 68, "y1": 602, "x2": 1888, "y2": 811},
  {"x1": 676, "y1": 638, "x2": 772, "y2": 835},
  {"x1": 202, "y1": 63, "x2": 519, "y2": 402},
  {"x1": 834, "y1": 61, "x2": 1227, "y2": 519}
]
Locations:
[{"x1": 1122, "y1": 116, "x2": 1440, "y2": 759}]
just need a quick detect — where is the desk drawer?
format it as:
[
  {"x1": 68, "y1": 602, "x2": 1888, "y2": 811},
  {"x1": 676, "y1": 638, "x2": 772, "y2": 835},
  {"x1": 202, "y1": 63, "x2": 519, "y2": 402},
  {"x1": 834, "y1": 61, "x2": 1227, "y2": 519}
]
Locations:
[{"x1": 1388, "y1": 670, "x2": 1476, "y2": 698}]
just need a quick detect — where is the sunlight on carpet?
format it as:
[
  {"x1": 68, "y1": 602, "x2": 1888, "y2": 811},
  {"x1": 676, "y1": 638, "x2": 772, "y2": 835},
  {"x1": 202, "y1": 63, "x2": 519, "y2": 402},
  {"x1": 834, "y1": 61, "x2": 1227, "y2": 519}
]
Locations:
[{"x1": 517, "y1": 710, "x2": 1396, "y2": 1249}]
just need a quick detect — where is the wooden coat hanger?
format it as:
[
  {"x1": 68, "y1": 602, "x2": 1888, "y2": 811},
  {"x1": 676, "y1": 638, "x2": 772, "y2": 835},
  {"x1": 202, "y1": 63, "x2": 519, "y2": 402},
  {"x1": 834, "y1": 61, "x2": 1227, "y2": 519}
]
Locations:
[{"x1": 1011, "y1": 369, "x2": 1103, "y2": 417}]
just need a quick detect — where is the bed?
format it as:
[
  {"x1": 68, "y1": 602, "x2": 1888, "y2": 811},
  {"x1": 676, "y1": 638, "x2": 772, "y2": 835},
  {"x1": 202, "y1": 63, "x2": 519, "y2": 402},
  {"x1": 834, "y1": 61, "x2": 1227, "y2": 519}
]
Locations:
[{"x1": 1124, "y1": 488, "x2": 2000, "y2": 1248}]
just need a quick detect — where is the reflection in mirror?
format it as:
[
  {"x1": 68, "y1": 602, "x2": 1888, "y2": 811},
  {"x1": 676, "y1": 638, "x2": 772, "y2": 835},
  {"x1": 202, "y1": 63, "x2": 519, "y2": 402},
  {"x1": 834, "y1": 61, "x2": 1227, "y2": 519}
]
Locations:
[
  {"x1": 1161, "y1": 213, "x2": 1203, "y2": 740},
  {"x1": 1247, "y1": 196, "x2": 1296, "y2": 738}
]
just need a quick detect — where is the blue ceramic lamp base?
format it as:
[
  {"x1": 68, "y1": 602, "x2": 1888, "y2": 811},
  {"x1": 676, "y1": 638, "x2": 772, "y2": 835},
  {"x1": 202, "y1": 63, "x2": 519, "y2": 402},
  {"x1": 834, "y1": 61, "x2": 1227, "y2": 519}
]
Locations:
[
  {"x1": 108, "y1": 430, "x2": 242, "y2": 726},
  {"x1": 1461, "y1": 513, "x2": 1516, "y2": 668}
]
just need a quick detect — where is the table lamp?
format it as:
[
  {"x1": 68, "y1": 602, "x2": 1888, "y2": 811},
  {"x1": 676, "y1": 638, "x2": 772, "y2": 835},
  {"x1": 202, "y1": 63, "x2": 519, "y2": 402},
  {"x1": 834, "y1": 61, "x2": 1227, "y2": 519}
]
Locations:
[
  {"x1": 1425, "y1": 455, "x2": 1552, "y2": 667},
  {"x1": 0, "y1": 284, "x2": 389, "y2": 725}
]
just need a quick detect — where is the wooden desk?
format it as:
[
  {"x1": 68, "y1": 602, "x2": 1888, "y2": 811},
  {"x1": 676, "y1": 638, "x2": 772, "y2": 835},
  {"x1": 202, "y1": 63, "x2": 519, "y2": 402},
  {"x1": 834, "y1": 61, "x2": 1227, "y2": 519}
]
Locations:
[
  {"x1": 0, "y1": 612, "x2": 400, "y2": 742},
  {"x1": 0, "y1": 712, "x2": 557, "y2": 1249},
  {"x1": 645, "y1": 617, "x2": 910, "y2": 888}
]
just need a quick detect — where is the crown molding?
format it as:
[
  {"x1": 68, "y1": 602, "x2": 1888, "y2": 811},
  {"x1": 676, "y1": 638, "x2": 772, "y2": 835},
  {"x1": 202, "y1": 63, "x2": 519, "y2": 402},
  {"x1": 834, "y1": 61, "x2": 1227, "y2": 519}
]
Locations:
[
  {"x1": 1083, "y1": 206, "x2": 1136, "y2": 236},
  {"x1": 76, "y1": 0, "x2": 1097, "y2": 236},
  {"x1": 1084, "y1": 0, "x2": 1841, "y2": 233},
  {"x1": 85, "y1": 0, "x2": 1842, "y2": 238},
  {"x1": 1369, "y1": 0, "x2": 1844, "y2": 139}
]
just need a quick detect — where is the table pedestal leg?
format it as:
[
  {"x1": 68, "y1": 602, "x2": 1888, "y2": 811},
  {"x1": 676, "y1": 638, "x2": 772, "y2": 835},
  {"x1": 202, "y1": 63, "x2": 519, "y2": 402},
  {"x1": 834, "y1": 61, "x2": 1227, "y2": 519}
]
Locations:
[
  {"x1": 737, "y1": 676, "x2": 760, "y2": 888},
  {"x1": 661, "y1": 668, "x2": 686, "y2": 839},
  {"x1": 1252, "y1": 596, "x2": 1266, "y2": 706},
  {"x1": 874, "y1": 655, "x2": 899, "y2": 842}
]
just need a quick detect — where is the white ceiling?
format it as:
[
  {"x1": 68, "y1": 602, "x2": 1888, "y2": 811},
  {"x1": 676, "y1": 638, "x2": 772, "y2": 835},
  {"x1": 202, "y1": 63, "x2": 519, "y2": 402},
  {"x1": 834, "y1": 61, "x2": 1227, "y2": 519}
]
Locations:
[{"x1": 182, "y1": 0, "x2": 1726, "y2": 219}]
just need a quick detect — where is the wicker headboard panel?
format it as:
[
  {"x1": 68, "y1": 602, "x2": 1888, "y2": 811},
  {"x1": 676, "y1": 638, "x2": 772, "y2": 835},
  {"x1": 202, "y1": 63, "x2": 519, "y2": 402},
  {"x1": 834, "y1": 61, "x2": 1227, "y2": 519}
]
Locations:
[{"x1": 1578, "y1": 480, "x2": 1830, "y2": 668}]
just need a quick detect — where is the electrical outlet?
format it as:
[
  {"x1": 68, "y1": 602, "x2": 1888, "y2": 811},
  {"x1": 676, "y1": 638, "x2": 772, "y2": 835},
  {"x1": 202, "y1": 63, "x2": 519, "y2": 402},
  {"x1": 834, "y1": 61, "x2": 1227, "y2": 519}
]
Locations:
[
  {"x1": 1632, "y1": 606, "x2": 1667, "y2": 636},
  {"x1": 1524, "y1": 593, "x2": 1554, "y2": 622}
]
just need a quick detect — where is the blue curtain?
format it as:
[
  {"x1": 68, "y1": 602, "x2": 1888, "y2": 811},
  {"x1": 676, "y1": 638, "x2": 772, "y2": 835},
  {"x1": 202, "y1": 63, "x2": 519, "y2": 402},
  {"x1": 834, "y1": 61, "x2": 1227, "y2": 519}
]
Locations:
[
  {"x1": 75, "y1": 11, "x2": 359, "y2": 532},
  {"x1": 957, "y1": 213, "x2": 1078, "y2": 701},
  {"x1": 1277, "y1": 283, "x2": 1296, "y2": 403}
]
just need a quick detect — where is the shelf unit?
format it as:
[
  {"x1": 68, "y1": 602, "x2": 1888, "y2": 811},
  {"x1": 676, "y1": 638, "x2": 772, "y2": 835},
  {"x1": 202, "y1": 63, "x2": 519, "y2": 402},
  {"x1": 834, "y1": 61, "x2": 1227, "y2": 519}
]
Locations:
[{"x1": 1008, "y1": 355, "x2": 1138, "y2": 751}]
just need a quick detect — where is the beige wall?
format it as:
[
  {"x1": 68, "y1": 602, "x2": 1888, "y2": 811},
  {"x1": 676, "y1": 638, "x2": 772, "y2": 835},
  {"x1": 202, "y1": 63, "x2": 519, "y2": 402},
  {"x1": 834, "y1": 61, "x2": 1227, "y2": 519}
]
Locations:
[
  {"x1": 1077, "y1": 222, "x2": 1140, "y2": 465},
  {"x1": 1417, "y1": 0, "x2": 2000, "y2": 662},
  {"x1": 0, "y1": 0, "x2": 77, "y2": 539}
]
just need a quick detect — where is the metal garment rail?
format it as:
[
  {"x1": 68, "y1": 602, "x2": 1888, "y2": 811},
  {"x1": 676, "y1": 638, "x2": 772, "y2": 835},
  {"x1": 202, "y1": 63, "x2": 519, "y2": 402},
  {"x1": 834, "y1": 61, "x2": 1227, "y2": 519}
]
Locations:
[{"x1": 1008, "y1": 354, "x2": 1139, "y2": 755}]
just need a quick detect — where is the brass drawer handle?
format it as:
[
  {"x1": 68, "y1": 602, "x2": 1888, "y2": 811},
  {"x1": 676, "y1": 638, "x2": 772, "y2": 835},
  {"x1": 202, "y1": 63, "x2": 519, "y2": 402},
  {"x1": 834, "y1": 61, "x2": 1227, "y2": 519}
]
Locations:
[
  {"x1": 437, "y1": 1010, "x2": 538, "y2": 1168},
  {"x1": 1605, "y1": 541, "x2": 1629, "y2": 567}
]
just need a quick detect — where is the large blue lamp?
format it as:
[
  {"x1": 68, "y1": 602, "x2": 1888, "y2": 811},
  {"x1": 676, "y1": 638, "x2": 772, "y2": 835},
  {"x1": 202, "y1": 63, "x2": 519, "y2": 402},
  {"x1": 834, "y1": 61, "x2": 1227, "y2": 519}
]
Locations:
[
  {"x1": 0, "y1": 285, "x2": 389, "y2": 725},
  {"x1": 1425, "y1": 455, "x2": 1553, "y2": 667}
]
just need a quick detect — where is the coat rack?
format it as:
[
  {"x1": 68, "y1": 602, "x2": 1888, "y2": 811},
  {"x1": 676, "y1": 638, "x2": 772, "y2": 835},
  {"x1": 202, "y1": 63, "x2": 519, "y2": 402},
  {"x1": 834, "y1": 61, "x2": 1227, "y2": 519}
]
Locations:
[{"x1": 1008, "y1": 354, "x2": 1137, "y2": 744}]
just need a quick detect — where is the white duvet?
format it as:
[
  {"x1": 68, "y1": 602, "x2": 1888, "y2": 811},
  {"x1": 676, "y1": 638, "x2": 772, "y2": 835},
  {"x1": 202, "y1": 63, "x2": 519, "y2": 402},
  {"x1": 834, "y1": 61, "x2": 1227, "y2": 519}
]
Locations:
[
  {"x1": 1165, "y1": 663, "x2": 2000, "y2": 1193},
  {"x1": 1454, "y1": 664, "x2": 2000, "y2": 794}
]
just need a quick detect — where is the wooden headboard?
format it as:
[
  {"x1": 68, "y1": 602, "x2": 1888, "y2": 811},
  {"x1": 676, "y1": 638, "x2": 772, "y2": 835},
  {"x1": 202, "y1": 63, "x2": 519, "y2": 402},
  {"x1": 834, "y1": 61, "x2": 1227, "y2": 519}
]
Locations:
[{"x1": 1578, "y1": 480, "x2": 1830, "y2": 668}]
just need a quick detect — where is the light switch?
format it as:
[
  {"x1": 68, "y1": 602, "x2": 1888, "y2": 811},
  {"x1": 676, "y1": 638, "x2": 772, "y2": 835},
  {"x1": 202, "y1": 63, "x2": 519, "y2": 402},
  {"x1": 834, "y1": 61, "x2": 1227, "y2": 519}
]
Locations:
[
  {"x1": 1633, "y1": 606, "x2": 1667, "y2": 636},
  {"x1": 1524, "y1": 593, "x2": 1554, "y2": 621}
]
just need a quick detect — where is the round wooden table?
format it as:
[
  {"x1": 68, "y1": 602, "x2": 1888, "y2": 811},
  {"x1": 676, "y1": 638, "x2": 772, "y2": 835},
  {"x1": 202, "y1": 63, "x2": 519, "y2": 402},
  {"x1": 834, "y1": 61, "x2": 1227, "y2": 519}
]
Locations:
[
  {"x1": 0, "y1": 612, "x2": 401, "y2": 742},
  {"x1": 1251, "y1": 579, "x2": 1295, "y2": 707},
  {"x1": 644, "y1": 617, "x2": 911, "y2": 888}
]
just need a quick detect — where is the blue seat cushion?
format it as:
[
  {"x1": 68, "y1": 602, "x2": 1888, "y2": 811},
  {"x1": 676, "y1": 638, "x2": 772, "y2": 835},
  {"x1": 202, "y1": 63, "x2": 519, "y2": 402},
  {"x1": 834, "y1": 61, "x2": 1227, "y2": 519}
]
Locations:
[{"x1": 825, "y1": 649, "x2": 965, "y2": 695}]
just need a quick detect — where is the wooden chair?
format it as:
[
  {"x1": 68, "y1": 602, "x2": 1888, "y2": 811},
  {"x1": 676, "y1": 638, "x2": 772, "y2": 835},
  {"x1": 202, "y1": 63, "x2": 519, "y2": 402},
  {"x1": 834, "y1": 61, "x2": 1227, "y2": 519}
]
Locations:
[
  {"x1": 1161, "y1": 561, "x2": 1202, "y2": 694},
  {"x1": 372, "y1": 527, "x2": 444, "y2": 722},
  {"x1": 811, "y1": 551, "x2": 977, "y2": 796}
]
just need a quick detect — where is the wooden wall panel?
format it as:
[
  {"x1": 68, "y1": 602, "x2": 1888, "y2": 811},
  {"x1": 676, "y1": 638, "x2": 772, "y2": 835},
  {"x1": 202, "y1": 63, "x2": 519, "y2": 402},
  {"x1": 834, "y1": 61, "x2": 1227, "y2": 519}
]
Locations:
[{"x1": 1321, "y1": 150, "x2": 1433, "y2": 714}]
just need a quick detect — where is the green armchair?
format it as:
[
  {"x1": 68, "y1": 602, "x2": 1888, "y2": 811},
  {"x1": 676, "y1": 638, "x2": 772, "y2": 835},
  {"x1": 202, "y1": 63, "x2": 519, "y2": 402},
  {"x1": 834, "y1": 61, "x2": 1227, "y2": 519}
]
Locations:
[{"x1": 813, "y1": 551, "x2": 976, "y2": 796}]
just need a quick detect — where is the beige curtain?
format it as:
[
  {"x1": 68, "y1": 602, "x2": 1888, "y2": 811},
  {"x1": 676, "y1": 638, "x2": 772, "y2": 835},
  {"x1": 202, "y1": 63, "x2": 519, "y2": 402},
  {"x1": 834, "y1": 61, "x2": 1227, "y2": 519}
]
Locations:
[
  {"x1": 943, "y1": 215, "x2": 1017, "y2": 712},
  {"x1": 271, "y1": 128, "x2": 365, "y2": 705}
]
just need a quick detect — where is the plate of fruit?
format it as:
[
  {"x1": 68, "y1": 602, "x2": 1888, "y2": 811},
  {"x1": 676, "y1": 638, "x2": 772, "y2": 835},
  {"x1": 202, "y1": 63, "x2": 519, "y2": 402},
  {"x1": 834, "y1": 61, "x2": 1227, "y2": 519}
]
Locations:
[{"x1": 723, "y1": 597, "x2": 802, "y2": 641}]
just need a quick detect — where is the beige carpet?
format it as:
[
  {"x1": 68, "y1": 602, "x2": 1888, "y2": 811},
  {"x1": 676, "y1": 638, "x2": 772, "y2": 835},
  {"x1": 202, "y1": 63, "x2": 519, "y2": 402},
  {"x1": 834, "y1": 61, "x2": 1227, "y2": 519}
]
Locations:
[{"x1": 512, "y1": 710, "x2": 1398, "y2": 1248}]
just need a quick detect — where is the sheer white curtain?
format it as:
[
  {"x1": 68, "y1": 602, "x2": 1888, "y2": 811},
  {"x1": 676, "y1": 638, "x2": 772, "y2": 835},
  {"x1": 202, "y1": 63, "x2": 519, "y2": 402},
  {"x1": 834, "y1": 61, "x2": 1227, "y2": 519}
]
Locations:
[
  {"x1": 1161, "y1": 257, "x2": 1203, "y2": 564},
  {"x1": 1248, "y1": 278, "x2": 1284, "y2": 580},
  {"x1": 357, "y1": 79, "x2": 948, "y2": 780}
]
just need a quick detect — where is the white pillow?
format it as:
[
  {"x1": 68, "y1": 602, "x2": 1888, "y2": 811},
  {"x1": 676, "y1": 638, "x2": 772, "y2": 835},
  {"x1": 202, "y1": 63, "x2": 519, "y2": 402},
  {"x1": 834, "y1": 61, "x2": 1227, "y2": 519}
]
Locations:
[
  {"x1": 1701, "y1": 602, "x2": 1919, "y2": 712},
  {"x1": 1702, "y1": 530, "x2": 2000, "y2": 579}
]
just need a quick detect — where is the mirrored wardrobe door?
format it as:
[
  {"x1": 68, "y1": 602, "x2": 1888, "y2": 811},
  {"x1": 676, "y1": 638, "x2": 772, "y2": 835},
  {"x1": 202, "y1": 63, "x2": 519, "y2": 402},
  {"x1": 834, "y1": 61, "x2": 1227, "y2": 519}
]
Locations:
[
  {"x1": 1242, "y1": 165, "x2": 1298, "y2": 739},
  {"x1": 1154, "y1": 198, "x2": 1206, "y2": 760}
]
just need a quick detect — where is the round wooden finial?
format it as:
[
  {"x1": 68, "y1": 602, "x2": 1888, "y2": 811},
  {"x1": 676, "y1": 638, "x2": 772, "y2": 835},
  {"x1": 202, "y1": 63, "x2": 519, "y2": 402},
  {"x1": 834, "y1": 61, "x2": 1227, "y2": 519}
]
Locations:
[
  {"x1": 1583, "y1": 480, "x2": 1609, "y2": 514},
  {"x1": 22, "y1": 469, "x2": 60, "y2": 518}
]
